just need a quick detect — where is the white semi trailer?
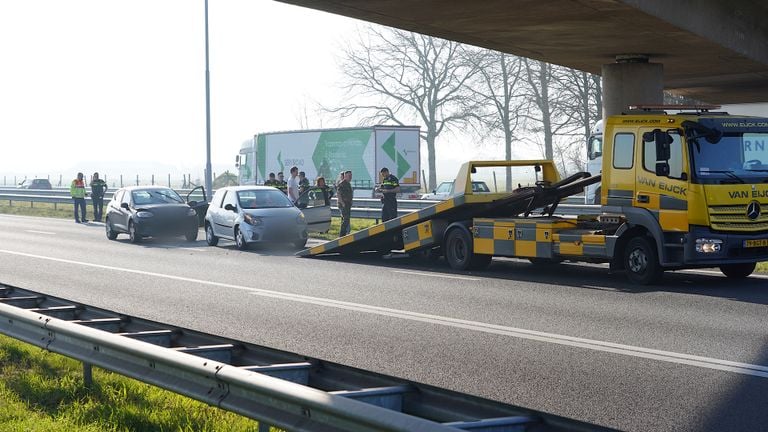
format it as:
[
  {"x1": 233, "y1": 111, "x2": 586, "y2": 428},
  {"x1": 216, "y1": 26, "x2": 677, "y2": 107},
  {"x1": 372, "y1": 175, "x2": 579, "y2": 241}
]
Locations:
[{"x1": 237, "y1": 125, "x2": 421, "y2": 197}]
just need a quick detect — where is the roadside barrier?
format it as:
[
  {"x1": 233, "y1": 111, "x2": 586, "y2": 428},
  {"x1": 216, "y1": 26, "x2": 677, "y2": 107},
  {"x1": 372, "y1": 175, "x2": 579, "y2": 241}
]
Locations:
[
  {"x1": 0, "y1": 282, "x2": 610, "y2": 432},
  {"x1": 0, "y1": 189, "x2": 592, "y2": 220}
]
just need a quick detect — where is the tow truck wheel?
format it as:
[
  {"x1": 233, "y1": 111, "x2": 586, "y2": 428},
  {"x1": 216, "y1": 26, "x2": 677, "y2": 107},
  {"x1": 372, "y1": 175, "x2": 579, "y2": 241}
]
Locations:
[
  {"x1": 624, "y1": 236, "x2": 663, "y2": 285},
  {"x1": 719, "y1": 262, "x2": 756, "y2": 279},
  {"x1": 445, "y1": 228, "x2": 491, "y2": 271}
]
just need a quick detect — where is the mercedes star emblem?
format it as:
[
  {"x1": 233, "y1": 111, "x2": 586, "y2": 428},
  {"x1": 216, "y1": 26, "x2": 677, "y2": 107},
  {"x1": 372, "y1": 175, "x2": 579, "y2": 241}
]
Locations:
[{"x1": 746, "y1": 201, "x2": 761, "y2": 220}]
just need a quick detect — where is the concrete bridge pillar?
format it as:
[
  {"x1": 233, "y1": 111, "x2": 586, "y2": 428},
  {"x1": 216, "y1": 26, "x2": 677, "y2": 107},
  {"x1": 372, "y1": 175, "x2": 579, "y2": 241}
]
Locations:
[{"x1": 602, "y1": 55, "x2": 664, "y2": 117}]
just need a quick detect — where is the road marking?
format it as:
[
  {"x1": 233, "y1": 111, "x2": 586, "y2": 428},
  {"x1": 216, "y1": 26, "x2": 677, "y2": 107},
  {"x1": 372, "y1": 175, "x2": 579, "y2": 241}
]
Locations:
[
  {"x1": 679, "y1": 269, "x2": 768, "y2": 279},
  {"x1": 24, "y1": 230, "x2": 56, "y2": 235},
  {"x1": 391, "y1": 270, "x2": 480, "y2": 281},
  {"x1": 2, "y1": 248, "x2": 768, "y2": 378}
]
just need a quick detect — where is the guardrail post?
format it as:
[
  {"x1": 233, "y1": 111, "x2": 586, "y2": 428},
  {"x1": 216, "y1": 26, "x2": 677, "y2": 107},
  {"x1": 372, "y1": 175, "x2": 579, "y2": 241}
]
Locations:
[
  {"x1": 83, "y1": 361, "x2": 93, "y2": 387},
  {"x1": 120, "y1": 175, "x2": 123, "y2": 188},
  {"x1": 168, "y1": 174, "x2": 171, "y2": 187},
  {"x1": 258, "y1": 422, "x2": 271, "y2": 432},
  {"x1": 136, "y1": 175, "x2": 139, "y2": 186},
  {"x1": 151, "y1": 175, "x2": 155, "y2": 185}
]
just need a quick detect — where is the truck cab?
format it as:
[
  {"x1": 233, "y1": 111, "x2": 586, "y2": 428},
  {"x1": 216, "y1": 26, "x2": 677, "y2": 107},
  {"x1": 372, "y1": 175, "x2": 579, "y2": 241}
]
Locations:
[{"x1": 599, "y1": 111, "x2": 768, "y2": 282}]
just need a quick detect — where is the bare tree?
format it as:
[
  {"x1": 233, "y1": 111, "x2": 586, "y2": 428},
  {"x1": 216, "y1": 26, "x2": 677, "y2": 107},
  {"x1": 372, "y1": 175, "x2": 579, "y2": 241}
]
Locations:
[
  {"x1": 550, "y1": 68, "x2": 602, "y2": 173},
  {"x1": 329, "y1": 27, "x2": 482, "y2": 189},
  {"x1": 466, "y1": 50, "x2": 526, "y2": 190}
]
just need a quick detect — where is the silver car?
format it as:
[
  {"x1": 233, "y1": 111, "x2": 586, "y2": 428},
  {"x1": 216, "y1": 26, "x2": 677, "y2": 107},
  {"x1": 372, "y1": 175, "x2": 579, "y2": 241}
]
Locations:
[{"x1": 204, "y1": 186, "x2": 331, "y2": 250}]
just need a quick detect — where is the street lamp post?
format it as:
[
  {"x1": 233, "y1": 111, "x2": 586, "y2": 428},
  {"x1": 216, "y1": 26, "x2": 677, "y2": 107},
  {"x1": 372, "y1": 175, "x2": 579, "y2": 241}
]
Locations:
[{"x1": 204, "y1": 0, "x2": 213, "y2": 200}]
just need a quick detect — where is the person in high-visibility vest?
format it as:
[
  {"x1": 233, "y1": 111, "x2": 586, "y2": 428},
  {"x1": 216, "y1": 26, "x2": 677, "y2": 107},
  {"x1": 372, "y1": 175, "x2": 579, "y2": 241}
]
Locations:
[
  {"x1": 376, "y1": 167, "x2": 400, "y2": 222},
  {"x1": 70, "y1": 172, "x2": 88, "y2": 223}
]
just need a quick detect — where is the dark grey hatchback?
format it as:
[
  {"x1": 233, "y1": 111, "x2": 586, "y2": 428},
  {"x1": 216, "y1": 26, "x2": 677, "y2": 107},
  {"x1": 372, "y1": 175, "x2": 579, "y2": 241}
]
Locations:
[{"x1": 104, "y1": 186, "x2": 208, "y2": 243}]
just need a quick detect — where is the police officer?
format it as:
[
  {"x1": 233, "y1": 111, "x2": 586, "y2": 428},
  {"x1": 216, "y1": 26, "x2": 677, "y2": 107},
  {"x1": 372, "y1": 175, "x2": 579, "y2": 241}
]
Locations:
[
  {"x1": 276, "y1": 172, "x2": 288, "y2": 194},
  {"x1": 264, "y1": 172, "x2": 277, "y2": 187},
  {"x1": 376, "y1": 167, "x2": 400, "y2": 222},
  {"x1": 90, "y1": 172, "x2": 108, "y2": 222}
]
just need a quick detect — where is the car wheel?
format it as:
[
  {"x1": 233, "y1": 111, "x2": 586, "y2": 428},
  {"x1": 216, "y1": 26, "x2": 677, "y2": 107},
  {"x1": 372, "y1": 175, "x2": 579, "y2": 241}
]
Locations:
[
  {"x1": 624, "y1": 236, "x2": 662, "y2": 285},
  {"x1": 235, "y1": 227, "x2": 248, "y2": 250},
  {"x1": 185, "y1": 227, "x2": 198, "y2": 242},
  {"x1": 205, "y1": 223, "x2": 218, "y2": 246},
  {"x1": 719, "y1": 262, "x2": 756, "y2": 279},
  {"x1": 105, "y1": 217, "x2": 118, "y2": 240},
  {"x1": 128, "y1": 221, "x2": 141, "y2": 244}
]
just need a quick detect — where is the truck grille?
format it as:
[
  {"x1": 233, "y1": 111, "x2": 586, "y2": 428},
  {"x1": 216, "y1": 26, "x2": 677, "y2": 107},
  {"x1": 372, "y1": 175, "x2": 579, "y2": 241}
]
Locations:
[{"x1": 709, "y1": 205, "x2": 768, "y2": 232}]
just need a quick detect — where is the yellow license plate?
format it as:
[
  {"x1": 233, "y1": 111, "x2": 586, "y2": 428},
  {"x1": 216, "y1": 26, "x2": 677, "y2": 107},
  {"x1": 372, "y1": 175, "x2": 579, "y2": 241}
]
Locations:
[{"x1": 744, "y1": 239, "x2": 768, "y2": 248}]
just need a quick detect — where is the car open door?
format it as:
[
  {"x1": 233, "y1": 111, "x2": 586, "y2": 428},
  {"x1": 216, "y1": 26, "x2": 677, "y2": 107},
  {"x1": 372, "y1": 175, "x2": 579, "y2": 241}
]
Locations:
[
  {"x1": 186, "y1": 186, "x2": 209, "y2": 227},
  {"x1": 296, "y1": 188, "x2": 332, "y2": 233}
]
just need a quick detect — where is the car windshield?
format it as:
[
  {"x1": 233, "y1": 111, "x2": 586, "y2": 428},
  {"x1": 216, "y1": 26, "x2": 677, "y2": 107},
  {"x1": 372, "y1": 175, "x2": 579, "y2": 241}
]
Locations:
[
  {"x1": 237, "y1": 189, "x2": 294, "y2": 209},
  {"x1": 132, "y1": 189, "x2": 184, "y2": 205},
  {"x1": 435, "y1": 182, "x2": 452, "y2": 194},
  {"x1": 690, "y1": 132, "x2": 768, "y2": 183},
  {"x1": 472, "y1": 182, "x2": 490, "y2": 192}
]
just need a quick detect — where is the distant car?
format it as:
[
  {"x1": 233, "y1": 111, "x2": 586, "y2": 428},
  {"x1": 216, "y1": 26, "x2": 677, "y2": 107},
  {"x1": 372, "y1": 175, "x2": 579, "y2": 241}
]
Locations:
[
  {"x1": 104, "y1": 186, "x2": 208, "y2": 243},
  {"x1": 204, "y1": 186, "x2": 331, "y2": 250},
  {"x1": 420, "y1": 181, "x2": 490, "y2": 200},
  {"x1": 18, "y1": 179, "x2": 52, "y2": 190}
]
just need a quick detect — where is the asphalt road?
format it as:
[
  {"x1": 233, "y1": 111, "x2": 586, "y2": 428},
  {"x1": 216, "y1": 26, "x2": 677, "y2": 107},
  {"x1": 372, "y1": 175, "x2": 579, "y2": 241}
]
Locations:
[{"x1": 1, "y1": 213, "x2": 768, "y2": 431}]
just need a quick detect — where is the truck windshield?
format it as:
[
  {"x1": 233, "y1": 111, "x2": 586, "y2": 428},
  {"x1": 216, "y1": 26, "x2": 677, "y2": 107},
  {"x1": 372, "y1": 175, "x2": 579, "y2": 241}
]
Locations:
[{"x1": 690, "y1": 133, "x2": 768, "y2": 184}]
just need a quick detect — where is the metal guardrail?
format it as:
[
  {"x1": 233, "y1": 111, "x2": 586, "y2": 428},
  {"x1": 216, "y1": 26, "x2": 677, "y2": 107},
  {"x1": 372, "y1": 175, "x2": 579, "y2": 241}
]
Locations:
[
  {"x1": 0, "y1": 190, "x2": 591, "y2": 220},
  {"x1": 0, "y1": 282, "x2": 609, "y2": 432}
]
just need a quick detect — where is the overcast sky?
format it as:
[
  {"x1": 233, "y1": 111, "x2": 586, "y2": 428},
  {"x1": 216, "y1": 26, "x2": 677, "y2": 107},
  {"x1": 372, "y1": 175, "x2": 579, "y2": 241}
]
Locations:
[
  {"x1": 0, "y1": 0, "x2": 520, "y2": 185},
  {"x1": 0, "y1": 1, "x2": 355, "y2": 179}
]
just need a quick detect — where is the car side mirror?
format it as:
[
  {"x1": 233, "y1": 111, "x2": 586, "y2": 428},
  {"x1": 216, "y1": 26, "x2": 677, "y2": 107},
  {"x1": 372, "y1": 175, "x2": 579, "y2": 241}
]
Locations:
[
  {"x1": 432, "y1": 189, "x2": 436, "y2": 194},
  {"x1": 224, "y1": 203, "x2": 237, "y2": 212},
  {"x1": 188, "y1": 200, "x2": 197, "y2": 207},
  {"x1": 120, "y1": 202, "x2": 130, "y2": 210},
  {"x1": 655, "y1": 162, "x2": 670, "y2": 177}
]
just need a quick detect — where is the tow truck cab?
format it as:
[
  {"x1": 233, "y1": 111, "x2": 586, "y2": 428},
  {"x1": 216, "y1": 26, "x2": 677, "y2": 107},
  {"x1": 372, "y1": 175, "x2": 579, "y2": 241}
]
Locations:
[{"x1": 599, "y1": 112, "x2": 768, "y2": 280}]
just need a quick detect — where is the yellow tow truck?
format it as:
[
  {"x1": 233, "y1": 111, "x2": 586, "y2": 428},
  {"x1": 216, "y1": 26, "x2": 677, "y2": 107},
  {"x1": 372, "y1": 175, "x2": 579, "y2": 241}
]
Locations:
[{"x1": 300, "y1": 108, "x2": 768, "y2": 284}]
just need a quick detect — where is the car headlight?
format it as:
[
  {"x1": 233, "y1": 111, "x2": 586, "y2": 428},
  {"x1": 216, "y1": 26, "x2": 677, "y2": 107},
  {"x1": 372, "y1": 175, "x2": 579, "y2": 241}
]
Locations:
[
  {"x1": 187, "y1": 208, "x2": 197, "y2": 216},
  {"x1": 136, "y1": 211, "x2": 154, "y2": 218},
  {"x1": 243, "y1": 213, "x2": 262, "y2": 226},
  {"x1": 695, "y1": 238, "x2": 723, "y2": 253},
  {"x1": 296, "y1": 213, "x2": 305, "y2": 223}
]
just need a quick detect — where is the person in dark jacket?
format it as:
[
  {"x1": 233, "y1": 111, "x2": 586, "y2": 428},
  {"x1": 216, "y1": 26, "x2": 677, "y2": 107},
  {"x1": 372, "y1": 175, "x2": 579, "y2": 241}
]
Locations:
[
  {"x1": 337, "y1": 171, "x2": 353, "y2": 236},
  {"x1": 90, "y1": 172, "x2": 108, "y2": 222}
]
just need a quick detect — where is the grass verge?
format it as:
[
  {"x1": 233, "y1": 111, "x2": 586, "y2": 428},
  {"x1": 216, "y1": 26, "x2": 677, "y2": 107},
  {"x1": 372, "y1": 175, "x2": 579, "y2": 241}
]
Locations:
[{"x1": 0, "y1": 333, "x2": 262, "y2": 431}]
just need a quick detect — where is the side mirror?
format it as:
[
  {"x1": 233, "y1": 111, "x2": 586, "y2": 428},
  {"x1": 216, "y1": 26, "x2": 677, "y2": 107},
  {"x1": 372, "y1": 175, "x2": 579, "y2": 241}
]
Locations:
[
  {"x1": 120, "y1": 202, "x2": 130, "y2": 210},
  {"x1": 655, "y1": 162, "x2": 670, "y2": 177},
  {"x1": 224, "y1": 203, "x2": 237, "y2": 212},
  {"x1": 432, "y1": 189, "x2": 436, "y2": 194},
  {"x1": 188, "y1": 200, "x2": 197, "y2": 207}
]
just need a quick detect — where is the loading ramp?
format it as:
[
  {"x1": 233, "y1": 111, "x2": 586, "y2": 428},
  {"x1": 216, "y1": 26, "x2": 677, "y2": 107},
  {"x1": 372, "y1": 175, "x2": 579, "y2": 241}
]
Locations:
[{"x1": 298, "y1": 160, "x2": 601, "y2": 257}]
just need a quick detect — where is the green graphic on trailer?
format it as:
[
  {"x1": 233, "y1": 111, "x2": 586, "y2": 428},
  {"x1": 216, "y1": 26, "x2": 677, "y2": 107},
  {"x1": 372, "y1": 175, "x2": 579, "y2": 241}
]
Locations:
[
  {"x1": 312, "y1": 130, "x2": 373, "y2": 184},
  {"x1": 277, "y1": 151, "x2": 284, "y2": 174},
  {"x1": 257, "y1": 134, "x2": 267, "y2": 182},
  {"x1": 381, "y1": 132, "x2": 411, "y2": 179}
]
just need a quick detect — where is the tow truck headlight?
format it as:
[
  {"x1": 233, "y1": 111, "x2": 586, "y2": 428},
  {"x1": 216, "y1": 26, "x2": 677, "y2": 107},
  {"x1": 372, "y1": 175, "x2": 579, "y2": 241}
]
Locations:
[
  {"x1": 243, "y1": 213, "x2": 262, "y2": 226},
  {"x1": 695, "y1": 238, "x2": 723, "y2": 253},
  {"x1": 136, "y1": 211, "x2": 154, "y2": 218}
]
